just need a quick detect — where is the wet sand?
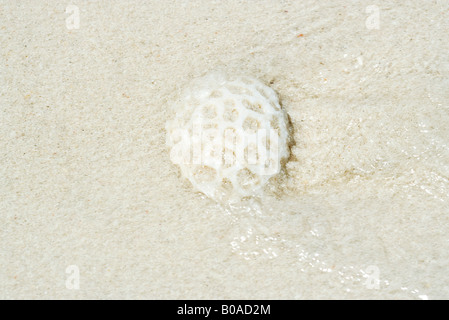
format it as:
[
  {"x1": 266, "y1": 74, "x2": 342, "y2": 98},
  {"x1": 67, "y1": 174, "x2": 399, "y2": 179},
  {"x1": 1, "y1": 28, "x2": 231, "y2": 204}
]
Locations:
[{"x1": 1, "y1": 0, "x2": 449, "y2": 299}]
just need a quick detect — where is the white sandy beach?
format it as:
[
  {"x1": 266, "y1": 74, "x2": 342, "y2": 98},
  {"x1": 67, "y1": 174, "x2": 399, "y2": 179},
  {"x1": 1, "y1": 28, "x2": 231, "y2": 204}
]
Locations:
[{"x1": 1, "y1": 0, "x2": 449, "y2": 299}]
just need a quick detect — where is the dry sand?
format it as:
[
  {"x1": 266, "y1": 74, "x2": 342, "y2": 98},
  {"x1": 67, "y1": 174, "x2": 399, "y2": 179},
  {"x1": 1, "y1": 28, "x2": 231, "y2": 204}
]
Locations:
[{"x1": 1, "y1": 0, "x2": 449, "y2": 299}]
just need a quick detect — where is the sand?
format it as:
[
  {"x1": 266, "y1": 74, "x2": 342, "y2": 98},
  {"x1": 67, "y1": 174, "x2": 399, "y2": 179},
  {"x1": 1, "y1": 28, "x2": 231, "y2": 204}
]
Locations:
[{"x1": 1, "y1": 0, "x2": 449, "y2": 299}]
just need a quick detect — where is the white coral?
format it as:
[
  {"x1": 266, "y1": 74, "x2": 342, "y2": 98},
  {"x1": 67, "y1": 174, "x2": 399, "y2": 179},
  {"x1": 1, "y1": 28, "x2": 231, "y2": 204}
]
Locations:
[{"x1": 166, "y1": 72, "x2": 291, "y2": 202}]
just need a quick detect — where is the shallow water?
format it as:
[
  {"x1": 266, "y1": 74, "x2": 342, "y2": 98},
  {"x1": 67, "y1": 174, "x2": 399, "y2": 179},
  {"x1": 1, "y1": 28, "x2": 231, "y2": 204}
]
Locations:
[{"x1": 1, "y1": 0, "x2": 449, "y2": 299}]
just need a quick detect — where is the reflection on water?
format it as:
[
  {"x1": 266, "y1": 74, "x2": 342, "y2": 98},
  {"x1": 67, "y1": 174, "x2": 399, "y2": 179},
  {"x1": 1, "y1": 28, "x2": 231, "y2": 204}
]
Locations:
[{"x1": 216, "y1": 190, "x2": 445, "y2": 299}]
